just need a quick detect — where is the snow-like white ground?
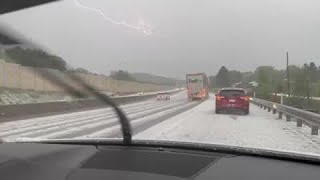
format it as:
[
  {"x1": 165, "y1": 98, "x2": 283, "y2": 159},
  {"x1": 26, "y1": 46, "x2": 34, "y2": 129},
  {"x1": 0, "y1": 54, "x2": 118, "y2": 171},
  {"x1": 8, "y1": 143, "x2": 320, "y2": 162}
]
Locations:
[
  {"x1": 0, "y1": 90, "x2": 73, "y2": 105},
  {"x1": 0, "y1": 88, "x2": 181, "y2": 105},
  {"x1": 1, "y1": 91, "x2": 194, "y2": 141},
  {"x1": 135, "y1": 95, "x2": 320, "y2": 156},
  {"x1": 3, "y1": 90, "x2": 320, "y2": 157}
]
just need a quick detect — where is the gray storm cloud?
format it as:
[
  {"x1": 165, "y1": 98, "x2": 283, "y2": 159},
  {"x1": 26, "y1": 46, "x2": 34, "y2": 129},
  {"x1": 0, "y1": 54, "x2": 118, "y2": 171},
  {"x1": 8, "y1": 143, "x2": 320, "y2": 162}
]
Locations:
[{"x1": 1, "y1": 0, "x2": 320, "y2": 78}]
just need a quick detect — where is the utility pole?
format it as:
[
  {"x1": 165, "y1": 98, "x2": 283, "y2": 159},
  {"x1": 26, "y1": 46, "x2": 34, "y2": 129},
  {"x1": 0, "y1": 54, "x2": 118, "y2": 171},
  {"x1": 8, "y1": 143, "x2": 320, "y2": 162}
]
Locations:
[
  {"x1": 306, "y1": 79, "x2": 310, "y2": 107},
  {"x1": 286, "y1": 52, "x2": 291, "y2": 98}
]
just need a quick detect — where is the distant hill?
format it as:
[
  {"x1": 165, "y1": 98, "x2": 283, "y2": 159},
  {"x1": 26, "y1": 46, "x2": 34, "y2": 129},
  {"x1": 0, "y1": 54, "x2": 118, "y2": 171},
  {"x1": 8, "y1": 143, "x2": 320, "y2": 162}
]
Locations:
[{"x1": 130, "y1": 73, "x2": 185, "y2": 87}]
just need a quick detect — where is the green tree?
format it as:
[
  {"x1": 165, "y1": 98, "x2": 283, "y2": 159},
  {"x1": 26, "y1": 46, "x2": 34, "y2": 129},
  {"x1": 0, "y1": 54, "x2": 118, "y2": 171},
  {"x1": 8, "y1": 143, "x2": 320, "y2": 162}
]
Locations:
[
  {"x1": 209, "y1": 62, "x2": 319, "y2": 98},
  {"x1": 5, "y1": 47, "x2": 66, "y2": 71},
  {"x1": 241, "y1": 72, "x2": 255, "y2": 85},
  {"x1": 309, "y1": 62, "x2": 318, "y2": 82},
  {"x1": 309, "y1": 62, "x2": 317, "y2": 71},
  {"x1": 110, "y1": 70, "x2": 136, "y2": 81},
  {"x1": 209, "y1": 76, "x2": 216, "y2": 88},
  {"x1": 69, "y1": 68, "x2": 90, "y2": 74},
  {"x1": 255, "y1": 66, "x2": 274, "y2": 85},
  {"x1": 215, "y1": 66, "x2": 230, "y2": 88},
  {"x1": 285, "y1": 65, "x2": 302, "y2": 95},
  {"x1": 229, "y1": 70, "x2": 243, "y2": 85},
  {"x1": 253, "y1": 66, "x2": 284, "y2": 99}
]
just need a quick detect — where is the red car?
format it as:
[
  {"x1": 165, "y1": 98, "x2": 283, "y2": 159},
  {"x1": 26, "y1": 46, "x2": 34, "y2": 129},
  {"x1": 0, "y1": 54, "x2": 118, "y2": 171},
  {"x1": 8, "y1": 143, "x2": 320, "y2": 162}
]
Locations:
[{"x1": 215, "y1": 88, "x2": 250, "y2": 114}]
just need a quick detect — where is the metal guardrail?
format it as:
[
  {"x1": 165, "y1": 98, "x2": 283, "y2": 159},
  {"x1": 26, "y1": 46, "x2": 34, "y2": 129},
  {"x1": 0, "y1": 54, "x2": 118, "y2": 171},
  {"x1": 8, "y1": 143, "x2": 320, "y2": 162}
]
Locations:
[{"x1": 251, "y1": 98, "x2": 320, "y2": 135}]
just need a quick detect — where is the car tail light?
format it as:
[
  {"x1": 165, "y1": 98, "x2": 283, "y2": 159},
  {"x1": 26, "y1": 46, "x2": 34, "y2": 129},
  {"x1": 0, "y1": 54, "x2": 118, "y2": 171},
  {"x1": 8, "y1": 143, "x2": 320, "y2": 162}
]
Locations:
[
  {"x1": 240, "y1": 96, "x2": 249, "y2": 101},
  {"x1": 216, "y1": 96, "x2": 224, "y2": 101},
  {"x1": 201, "y1": 89, "x2": 206, "y2": 97}
]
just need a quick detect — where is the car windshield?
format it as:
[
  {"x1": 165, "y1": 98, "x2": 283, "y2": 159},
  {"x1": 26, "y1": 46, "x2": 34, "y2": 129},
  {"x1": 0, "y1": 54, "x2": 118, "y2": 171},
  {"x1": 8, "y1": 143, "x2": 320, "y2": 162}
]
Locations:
[
  {"x1": 1, "y1": 0, "x2": 320, "y2": 158},
  {"x1": 219, "y1": 90, "x2": 245, "y2": 97}
]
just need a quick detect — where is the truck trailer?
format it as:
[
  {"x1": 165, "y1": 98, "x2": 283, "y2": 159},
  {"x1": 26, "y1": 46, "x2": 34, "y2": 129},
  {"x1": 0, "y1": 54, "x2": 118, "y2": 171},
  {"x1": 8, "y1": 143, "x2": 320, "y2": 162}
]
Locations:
[{"x1": 186, "y1": 73, "x2": 209, "y2": 101}]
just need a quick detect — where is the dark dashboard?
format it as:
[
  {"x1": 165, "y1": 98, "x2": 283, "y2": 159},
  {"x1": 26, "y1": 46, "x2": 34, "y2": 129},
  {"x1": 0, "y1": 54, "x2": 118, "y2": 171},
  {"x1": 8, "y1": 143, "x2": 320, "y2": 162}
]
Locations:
[{"x1": 0, "y1": 143, "x2": 319, "y2": 180}]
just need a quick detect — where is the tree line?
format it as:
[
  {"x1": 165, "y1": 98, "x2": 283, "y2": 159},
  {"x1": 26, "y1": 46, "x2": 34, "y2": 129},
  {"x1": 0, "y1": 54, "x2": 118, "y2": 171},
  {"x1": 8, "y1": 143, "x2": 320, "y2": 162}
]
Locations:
[
  {"x1": 210, "y1": 62, "x2": 320, "y2": 99},
  {"x1": 4, "y1": 47, "x2": 67, "y2": 71},
  {"x1": 3, "y1": 47, "x2": 100, "y2": 75},
  {"x1": 110, "y1": 70, "x2": 136, "y2": 81}
]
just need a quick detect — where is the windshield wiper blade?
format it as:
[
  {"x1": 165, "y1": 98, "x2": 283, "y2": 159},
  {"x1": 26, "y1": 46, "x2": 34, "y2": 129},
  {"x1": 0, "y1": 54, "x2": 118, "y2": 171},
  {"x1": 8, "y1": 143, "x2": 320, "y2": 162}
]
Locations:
[
  {"x1": 67, "y1": 75, "x2": 132, "y2": 144},
  {"x1": 0, "y1": 25, "x2": 132, "y2": 144},
  {"x1": 1, "y1": 0, "x2": 61, "y2": 15}
]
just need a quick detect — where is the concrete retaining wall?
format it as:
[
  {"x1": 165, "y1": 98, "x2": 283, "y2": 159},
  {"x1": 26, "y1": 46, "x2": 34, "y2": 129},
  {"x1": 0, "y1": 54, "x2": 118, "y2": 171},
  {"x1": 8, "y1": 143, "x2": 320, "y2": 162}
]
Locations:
[
  {"x1": 0, "y1": 61, "x2": 171, "y2": 93},
  {"x1": 0, "y1": 91, "x2": 181, "y2": 122}
]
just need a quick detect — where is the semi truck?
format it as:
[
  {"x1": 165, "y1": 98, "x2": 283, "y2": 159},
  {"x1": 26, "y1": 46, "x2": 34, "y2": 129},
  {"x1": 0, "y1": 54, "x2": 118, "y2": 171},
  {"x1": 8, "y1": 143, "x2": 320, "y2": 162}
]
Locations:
[{"x1": 186, "y1": 73, "x2": 209, "y2": 101}]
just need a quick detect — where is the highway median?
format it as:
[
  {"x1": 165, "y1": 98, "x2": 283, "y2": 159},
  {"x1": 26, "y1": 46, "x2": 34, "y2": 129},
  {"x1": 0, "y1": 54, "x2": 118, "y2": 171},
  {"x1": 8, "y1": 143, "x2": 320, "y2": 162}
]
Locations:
[{"x1": 0, "y1": 89, "x2": 183, "y2": 122}]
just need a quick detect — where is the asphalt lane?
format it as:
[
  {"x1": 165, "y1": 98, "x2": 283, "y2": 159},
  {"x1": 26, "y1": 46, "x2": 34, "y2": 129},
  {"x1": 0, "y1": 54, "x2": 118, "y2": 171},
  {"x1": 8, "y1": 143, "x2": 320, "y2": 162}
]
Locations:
[
  {"x1": 1, "y1": 91, "x2": 200, "y2": 141},
  {"x1": 135, "y1": 95, "x2": 320, "y2": 156}
]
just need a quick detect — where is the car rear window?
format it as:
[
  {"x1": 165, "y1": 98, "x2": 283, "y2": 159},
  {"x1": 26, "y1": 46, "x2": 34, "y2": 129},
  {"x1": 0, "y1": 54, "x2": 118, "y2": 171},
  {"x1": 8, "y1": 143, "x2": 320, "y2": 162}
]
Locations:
[{"x1": 219, "y1": 90, "x2": 245, "y2": 97}]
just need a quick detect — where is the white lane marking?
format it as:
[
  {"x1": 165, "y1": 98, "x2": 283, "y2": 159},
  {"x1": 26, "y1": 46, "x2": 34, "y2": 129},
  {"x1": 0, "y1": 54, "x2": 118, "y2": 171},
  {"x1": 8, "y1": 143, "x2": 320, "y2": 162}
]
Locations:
[
  {"x1": 77, "y1": 102, "x2": 196, "y2": 138},
  {"x1": 0, "y1": 100, "x2": 161, "y2": 133},
  {"x1": 0, "y1": 91, "x2": 188, "y2": 141},
  {"x1": 6, "y1": 101, "x2": 185, "y2": 140},
  {"x1": 0, "y1": 91, "x2": 186, "y2": 130},
  {"x1": 0, "y1": 100, "x2": 153, "y2": 130},
  {"x1": 0, "y1": 100, "x2": 175, "y2": 138}
]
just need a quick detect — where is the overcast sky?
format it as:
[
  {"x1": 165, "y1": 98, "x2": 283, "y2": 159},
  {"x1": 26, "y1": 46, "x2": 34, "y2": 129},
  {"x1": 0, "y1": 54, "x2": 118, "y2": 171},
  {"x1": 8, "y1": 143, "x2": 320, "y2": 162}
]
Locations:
[{"x1": 1, "y1": 0, "x2": 320, "y2": 79}]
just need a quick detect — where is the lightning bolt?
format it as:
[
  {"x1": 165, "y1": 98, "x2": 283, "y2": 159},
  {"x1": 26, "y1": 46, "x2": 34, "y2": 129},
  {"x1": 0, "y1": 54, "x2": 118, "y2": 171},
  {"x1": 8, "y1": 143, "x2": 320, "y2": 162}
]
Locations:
[{"x1": 74, "y1": 0, "x2": 153, "y2": 36}]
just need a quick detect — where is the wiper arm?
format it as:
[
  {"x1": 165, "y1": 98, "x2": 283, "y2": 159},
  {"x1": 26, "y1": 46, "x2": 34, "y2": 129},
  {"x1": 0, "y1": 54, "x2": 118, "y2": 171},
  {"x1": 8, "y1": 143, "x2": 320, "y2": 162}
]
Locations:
[
  {"x1": 0, "y1": 25, "x2": 132, "y2": 144},
  {"x1": 1, "y1": 0, "x2": 61, "y2": 15},
  {"x1": 67, "y1": 75, "x2": 132, "y2": 144}
]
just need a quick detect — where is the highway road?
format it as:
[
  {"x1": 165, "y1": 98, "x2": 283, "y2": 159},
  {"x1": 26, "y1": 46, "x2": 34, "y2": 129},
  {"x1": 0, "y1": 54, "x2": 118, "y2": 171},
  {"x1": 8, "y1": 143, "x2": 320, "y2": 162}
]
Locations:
[
  {"x1": 136, "y1": 95, "x2": 320, "y2": 155},
  {"x1": 0, "y1": 91, "x2": 199, "y2": 140},
  {"x1": 1, "y1": 91, "x2": 320, "y2": 156}
]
